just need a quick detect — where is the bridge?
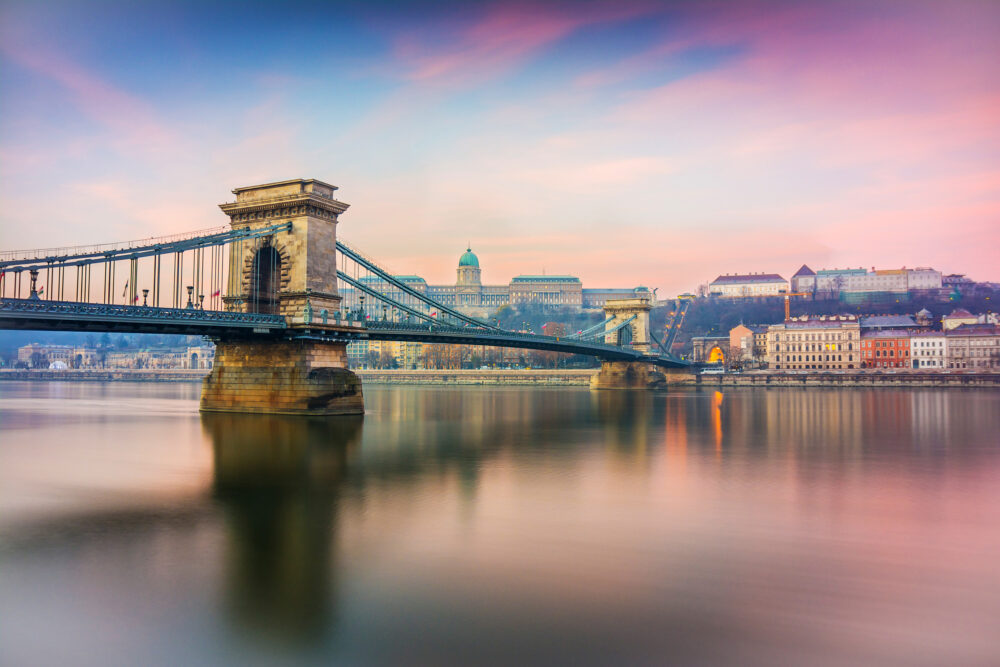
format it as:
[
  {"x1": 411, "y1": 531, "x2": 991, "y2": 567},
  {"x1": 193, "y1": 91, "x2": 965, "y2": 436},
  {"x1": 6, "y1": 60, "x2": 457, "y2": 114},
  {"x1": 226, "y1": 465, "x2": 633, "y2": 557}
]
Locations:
[{"x1": 0, "y1": 178, "x2": 691, "y2": 414}]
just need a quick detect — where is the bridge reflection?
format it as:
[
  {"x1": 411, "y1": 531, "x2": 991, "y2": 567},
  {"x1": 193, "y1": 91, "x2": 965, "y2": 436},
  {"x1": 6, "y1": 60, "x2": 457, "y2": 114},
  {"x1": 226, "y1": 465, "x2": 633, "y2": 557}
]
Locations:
[{"x1": 204, "y1": 413, "x2": 362, "y2": 641}]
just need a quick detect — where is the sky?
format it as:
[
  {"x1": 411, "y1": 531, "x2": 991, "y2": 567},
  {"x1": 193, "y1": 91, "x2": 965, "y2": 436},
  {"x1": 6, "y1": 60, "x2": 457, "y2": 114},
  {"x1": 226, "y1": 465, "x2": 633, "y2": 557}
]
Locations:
[{"x1": 1, "y1": 0, "x2": 998, "y2": 294}]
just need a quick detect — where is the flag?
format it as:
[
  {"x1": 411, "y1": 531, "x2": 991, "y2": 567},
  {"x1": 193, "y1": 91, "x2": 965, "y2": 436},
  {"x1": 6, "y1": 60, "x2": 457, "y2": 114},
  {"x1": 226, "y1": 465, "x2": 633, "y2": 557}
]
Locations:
[
  {"x1": 38, "y1": 287, "x2": 45, "y2": 295},
  {"x1": 212, "y1": 289, "x2": 221, "y2": 297},
  {"x1": 133, "y1": 296, "x2": 140, "y2": 303},
  {"x1": 122, "y1": 281, "x2": 129, "y2": 297}
]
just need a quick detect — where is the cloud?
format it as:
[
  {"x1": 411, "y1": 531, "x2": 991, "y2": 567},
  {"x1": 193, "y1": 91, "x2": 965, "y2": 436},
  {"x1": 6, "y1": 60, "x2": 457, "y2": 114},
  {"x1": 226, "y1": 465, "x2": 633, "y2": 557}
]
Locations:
[
  {"x1": 0, "y1": 34, "x2": 178, "y2": 157},
  {"x1": 385, "y1": 1, "x2": 658, "y2": 88}
]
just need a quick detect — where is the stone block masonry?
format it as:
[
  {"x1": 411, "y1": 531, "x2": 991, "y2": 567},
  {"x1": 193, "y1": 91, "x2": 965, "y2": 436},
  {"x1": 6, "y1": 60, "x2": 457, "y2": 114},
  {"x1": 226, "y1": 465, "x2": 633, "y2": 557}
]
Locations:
[
  {"x1": 200, "y1": 339, "x2": 364, "y2": 415},
  {"x1": 590, "y1": 361, "x2": 670, "y2": 389}
]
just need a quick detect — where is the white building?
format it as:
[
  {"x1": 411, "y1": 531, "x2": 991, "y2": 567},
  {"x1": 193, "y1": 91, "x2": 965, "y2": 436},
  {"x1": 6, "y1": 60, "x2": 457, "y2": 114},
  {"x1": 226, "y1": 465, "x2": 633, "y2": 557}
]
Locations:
[
  {"x1": 709, "y1": 273, "x2": 787, "y2": 298},
  {"x1": 791, "y1": 265, "x2": 943, "y2": 295},
  {"x1": 910, "y1": 332, "x2": 947, "y2": 369}
]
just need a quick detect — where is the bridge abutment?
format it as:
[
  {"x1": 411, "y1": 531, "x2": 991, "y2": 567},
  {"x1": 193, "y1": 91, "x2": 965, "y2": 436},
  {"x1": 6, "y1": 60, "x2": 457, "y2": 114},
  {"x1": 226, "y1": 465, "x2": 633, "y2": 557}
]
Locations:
[{"x1": 200, "y1": 339, "x2": 364, "y2": 416}]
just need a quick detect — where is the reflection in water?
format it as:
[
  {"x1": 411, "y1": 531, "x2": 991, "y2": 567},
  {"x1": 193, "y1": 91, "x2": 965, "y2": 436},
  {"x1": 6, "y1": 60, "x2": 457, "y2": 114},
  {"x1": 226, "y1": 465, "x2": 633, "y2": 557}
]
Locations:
[
  {"x1": 2, "y1": 383, "x2": 1000, "y2": 665},
  {"x1": 204, "y1": 414, "x2": 362, "y2": 643}
]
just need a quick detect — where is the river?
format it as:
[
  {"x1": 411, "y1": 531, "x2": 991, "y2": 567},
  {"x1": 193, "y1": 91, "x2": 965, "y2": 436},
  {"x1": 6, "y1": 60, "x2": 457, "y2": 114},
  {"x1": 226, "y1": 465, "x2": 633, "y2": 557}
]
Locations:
[{"x1": 1, "y1": 382, "x2": 999, "y2": 665}]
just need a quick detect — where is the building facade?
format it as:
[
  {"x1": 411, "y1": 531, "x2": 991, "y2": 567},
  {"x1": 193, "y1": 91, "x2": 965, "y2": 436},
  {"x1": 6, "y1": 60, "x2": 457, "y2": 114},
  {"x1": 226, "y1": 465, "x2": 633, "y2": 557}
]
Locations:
[
  {"x1": 942, "y1": 308, "x2": 978, "y2": 330},
  {"x1": 709, "y1": 273, "x2": 788, "y2": 298},
  {"x1": 911, "y1": 332, "x2": 947, "y2": 369},
  {"x1": 790, "y1": 265, "x2": 943, "y2": 297},
  {"x1": 945, "y1": 325, "x2": 1000, "y2": 369},
  {"x1": 860, "y1": 330, "x2": 911, "y2": 369},
  {"x1": 766, "y1": 316, "x2": 861, "y2": 370}
]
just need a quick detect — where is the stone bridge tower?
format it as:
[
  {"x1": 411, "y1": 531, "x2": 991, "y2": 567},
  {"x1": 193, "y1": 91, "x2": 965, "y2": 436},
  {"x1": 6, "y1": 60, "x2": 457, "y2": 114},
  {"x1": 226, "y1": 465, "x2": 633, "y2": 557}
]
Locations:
[
  {"x1": 591, "y1": 294, "x2": 665, "y2": 389},
  {"x1": 601, "y1": 296, "x2": 652, "y2": 354},
  {"x1": 220, "y1": 179, "x2": 349, "y2": 321},
  {"x1": 201, "y1": 179, "x2": 364, "y2": 417}
]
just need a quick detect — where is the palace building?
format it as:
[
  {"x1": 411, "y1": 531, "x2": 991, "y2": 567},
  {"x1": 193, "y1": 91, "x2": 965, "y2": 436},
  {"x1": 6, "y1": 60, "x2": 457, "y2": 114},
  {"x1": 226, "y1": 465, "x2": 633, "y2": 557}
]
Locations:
[{"x1": 341, "y1": 247, "x2": 650, "y2": 318}]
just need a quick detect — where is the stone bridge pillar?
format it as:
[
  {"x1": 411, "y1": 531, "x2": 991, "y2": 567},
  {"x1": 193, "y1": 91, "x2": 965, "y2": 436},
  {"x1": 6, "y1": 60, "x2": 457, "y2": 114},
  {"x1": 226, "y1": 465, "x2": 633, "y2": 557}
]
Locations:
[{"x1": 201, "y1": 179, "x2": 364, "y2": 416}]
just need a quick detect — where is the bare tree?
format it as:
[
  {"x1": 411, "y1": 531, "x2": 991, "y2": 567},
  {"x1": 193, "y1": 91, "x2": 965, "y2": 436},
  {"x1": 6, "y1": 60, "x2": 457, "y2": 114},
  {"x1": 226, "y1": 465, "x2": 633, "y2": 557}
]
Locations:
[{"x1": 726, "y1": 346, "x2": 746, "y2": 371}]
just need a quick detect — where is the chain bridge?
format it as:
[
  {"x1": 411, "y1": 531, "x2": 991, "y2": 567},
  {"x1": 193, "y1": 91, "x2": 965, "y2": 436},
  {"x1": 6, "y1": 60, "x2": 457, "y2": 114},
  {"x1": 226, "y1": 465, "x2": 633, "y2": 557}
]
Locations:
[{"x1": 0, "y1": 179, "x2": 691, "y2": 414}]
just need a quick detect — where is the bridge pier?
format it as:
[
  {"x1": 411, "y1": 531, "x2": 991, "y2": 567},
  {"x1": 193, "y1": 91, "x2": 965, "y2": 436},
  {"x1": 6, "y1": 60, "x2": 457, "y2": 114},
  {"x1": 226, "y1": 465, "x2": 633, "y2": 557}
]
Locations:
[
  {"x1": 590, "y1": 361, "x2": 665, "y2": 389},
  {"x1": 200, "y1": 339, "x2": 364, "y2": 416}
]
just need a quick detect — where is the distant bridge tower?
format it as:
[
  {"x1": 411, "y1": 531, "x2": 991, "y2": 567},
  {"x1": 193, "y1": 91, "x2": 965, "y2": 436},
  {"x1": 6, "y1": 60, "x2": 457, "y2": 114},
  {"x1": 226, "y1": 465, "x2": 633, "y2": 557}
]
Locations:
[
  {"x1": 220, "y1": 179, "x2": 350, "y2": 320},
  {"x1": 602, "y1": 296, "x2": 652, "y2": 354}
]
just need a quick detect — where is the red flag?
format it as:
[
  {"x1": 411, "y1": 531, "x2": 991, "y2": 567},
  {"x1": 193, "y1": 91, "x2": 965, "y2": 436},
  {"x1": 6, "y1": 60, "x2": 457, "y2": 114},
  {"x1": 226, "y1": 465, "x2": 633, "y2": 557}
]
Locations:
[
  {"x1": 212, "y1": 289, "x2": 221, "y2": 297},
  {"x1": 133, "y1": 296, "x2": 140, "y2": 303}
]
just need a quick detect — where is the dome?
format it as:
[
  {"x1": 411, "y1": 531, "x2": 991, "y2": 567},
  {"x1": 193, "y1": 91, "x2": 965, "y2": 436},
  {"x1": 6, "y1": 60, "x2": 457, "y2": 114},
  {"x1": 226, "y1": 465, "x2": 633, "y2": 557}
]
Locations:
[{"x1": 458, "y1": 247, "x2": 479, "y2": 268}]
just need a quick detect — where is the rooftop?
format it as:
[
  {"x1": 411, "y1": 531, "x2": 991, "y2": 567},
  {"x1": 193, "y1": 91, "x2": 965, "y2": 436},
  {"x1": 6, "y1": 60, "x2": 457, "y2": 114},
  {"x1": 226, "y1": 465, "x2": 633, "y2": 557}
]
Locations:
[
  {"x1": 816, "y1": 268, "x2": 867, "y2": 276},
  {"x1": 946, "y1": 324, "x2": 1000, "y2": 336},
  {"x1": 859, "y1": 315, "x2": 918, "y2": 328},
  {"x1": 792, "y1": 264, "x2": 815, "y2": 277},
  {"x1": 783, "y1": 320, "x2": 860, "y2": 329},
  {"x1": 710, "y1": 273, "x2": 785, "y2": 284},
  {"x1": 861, "y1": 330, "x2": 912, "y2": 339},
  {"x1": 511, "y1": 275, "x2": 581, "y2": 283},
  {"x1": 458, "y1": 247, "x2": 479, "y2": 268}
]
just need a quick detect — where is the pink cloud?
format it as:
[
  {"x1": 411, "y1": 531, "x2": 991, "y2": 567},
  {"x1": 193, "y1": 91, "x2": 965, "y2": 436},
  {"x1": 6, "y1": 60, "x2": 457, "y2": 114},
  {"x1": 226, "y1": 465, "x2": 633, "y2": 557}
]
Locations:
[{"x1": 387, "y1": 2, "x2": 657, "y2": 88}]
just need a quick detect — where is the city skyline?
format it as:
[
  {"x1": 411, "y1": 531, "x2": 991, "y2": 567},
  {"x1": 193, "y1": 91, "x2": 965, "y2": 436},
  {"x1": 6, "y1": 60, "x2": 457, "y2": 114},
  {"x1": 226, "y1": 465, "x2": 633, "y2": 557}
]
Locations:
[{"x1": 1, "y1": 0, "x2": 998, "y2": 295}]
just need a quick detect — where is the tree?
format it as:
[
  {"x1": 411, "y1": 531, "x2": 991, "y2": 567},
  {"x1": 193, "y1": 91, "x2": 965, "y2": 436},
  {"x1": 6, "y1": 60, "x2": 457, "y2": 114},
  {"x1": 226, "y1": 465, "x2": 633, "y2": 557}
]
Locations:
[
  {"x1": 364, "y1": 350, "x2": 379, "y2": 369},
  {"x1": 30, "y1": 352, "x2": 48, "y2": 369},
  {"x1": 726, "y1": 346, "x2": 746, "y2": 371},
  {"x1": 378, "y1": 347, "x2": 397, "y2": 369}
]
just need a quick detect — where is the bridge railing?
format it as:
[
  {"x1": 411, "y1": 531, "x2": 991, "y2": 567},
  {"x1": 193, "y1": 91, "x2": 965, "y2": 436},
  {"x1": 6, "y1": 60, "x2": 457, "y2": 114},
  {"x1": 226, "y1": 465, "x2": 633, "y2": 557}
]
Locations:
[{"x1": 0, "y1": 297, "x2": 286, "y2": 329}]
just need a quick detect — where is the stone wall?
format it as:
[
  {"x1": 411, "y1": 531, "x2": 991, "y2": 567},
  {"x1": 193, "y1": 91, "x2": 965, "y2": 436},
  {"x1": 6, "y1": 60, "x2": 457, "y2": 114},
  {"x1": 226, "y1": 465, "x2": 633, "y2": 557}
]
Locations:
[
  {"x1": 357, "y1": 369, "x2": 595, "y2": 385},
  {"x1": 684, "y1": 371, "x2": 1000, "y2": 388}
]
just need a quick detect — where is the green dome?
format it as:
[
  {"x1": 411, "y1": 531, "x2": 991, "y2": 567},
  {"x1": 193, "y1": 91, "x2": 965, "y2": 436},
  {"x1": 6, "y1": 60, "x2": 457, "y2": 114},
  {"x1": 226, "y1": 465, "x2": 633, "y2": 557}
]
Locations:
[{"x1": 459, "y1": 247, "x2": 479, "y2": 268}]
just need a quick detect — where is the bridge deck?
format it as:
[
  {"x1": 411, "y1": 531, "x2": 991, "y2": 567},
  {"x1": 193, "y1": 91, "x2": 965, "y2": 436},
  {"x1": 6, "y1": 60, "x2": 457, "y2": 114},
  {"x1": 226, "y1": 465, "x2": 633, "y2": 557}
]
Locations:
[{"x1": 0, "y1": 299, "x2": 689, "y2": 368}]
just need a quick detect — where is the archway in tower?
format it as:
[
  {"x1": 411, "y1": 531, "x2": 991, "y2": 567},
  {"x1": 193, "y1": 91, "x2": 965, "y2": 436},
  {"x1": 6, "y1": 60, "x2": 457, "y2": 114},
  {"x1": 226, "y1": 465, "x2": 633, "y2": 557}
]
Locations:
[
  {"x1": 249, "y1": 246, "x2": 282, "y2": 315},
  {"x1": 617, "y1": 322, "x2": 633, "y2": 347}
]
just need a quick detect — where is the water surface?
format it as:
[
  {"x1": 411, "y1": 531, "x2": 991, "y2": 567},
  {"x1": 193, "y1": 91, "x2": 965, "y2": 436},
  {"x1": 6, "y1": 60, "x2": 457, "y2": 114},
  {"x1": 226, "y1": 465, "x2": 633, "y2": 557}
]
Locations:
[{"x1": 2, "y1": 382, "x2": 999, "y2": 665}]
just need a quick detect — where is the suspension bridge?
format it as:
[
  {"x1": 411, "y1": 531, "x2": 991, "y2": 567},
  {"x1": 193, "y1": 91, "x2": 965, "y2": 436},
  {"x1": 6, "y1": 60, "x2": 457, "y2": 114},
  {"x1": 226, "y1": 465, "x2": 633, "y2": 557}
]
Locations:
[{"x1": 0, "y1": 178, "x2": 691, "y2": 414}]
